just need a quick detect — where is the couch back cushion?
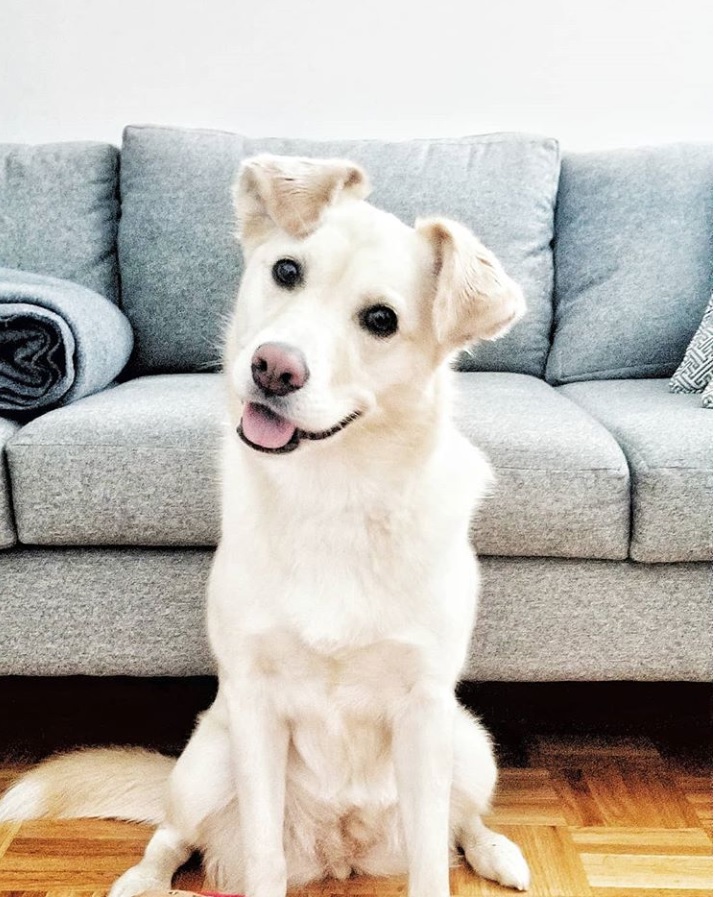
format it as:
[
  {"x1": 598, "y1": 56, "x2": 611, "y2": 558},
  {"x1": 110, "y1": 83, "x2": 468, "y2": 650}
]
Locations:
[
  {"x1": 0, "y1": 143, "x2": 119, "y2": 302},
  {"x1": 547, "y1": 143, "x2": 713, "y2": 385},
  {"x1": 118, "y1": 125, "x2": 559, "y2": 376}
]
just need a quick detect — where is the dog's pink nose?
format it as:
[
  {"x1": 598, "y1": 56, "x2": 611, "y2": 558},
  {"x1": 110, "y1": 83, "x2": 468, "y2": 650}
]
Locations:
[{"x1": 251, "y1": 342, "x2": 309, "y2": 396}]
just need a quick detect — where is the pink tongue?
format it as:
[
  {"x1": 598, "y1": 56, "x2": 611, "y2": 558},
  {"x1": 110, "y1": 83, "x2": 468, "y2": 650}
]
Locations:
[{"x1": 241, "y1": 402, "x2": 297, "y2": 450}]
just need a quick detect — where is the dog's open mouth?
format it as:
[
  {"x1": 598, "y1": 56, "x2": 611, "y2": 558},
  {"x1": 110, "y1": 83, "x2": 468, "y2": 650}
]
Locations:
[{"x1": 238, "y1": 402, "x2": 361, "y2": 454}]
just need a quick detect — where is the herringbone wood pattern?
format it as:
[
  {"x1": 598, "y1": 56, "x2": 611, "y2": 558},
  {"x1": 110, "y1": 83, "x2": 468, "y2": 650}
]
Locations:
[{"x1": 0, "y1": 734, "x2": 711, "y2": 897}]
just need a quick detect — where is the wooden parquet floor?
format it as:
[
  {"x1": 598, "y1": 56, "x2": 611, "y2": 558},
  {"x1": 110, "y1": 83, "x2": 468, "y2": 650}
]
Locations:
[{"x1": 0, "y1": 733, "x2": 711, "y2": 897}]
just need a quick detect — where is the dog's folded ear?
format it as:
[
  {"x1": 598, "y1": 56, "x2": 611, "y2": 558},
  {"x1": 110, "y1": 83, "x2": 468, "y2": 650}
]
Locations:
[
  {"x1": 417, "y1": 217, "x2": 526, "y2": 350},
  {"x1": 233, "y1": 155, "x2": 371, "y2": 247}
]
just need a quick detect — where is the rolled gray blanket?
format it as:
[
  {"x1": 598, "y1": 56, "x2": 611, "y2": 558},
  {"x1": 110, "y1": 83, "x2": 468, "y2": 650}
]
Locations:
[{"x1": 0, "y1": 268, "x2": 133, "y2": 412}]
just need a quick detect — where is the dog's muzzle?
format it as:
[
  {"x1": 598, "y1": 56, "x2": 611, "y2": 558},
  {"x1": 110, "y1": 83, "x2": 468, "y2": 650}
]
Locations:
[{"x1": 238, "y1": 402, "x2": 361, "y2": 454}]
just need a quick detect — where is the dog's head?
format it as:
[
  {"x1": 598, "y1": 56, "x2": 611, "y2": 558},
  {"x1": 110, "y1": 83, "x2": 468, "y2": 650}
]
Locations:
[{"x1": 225, "y1": 154, "x2": 525, "y2": 457}]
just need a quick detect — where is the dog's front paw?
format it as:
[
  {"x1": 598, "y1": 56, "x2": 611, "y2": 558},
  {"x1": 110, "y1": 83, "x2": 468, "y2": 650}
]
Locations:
[
  {"x1": 108, "y1": 866, "x2": 173, "y2": 897},
  {"x1": 464, "y1": 830, "x2": 530, "y2": 891}
]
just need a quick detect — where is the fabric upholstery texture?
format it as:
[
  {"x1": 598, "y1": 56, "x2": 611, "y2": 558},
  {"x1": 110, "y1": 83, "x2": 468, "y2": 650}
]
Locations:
[
  {"x1": 457, "y1": 374, "x2": 630, "y2": 559},
  {"x1": 0, "y1": 548, "x2": 709, "y2": 681},
  {"x1": 0, "y1": 142, "x2": 120, "y2": 302},
  {"x1": 0, "y1": 268, "x2": 133, "y2": 412},
  {"x1": 7, "y1": 375, "x2": 226, "y2": 546},
  {"x1": 119, "y1": 125, "x2": 559, "y2": 377},
  {"x1": 7, "y1": 372, "x2": 629, "y2": 559},
  {"x1": 670, "y1": 295, "x2": 713, "y2": 395},
  {"x1": 559, "y1": 379, "x2": 713, "y2": 562},
  {"x1": 547, "y1": 144, "x2": 713, "y2": 384},
  {"x1": 703, "y1": 378, "x2": 713, "y2": 409},
  {"x1": 0, "y1": 417, "x2": 19, "y2": 548},
  {"x1": 470, "y1": 557, "x2": 712, "y2": 681}
]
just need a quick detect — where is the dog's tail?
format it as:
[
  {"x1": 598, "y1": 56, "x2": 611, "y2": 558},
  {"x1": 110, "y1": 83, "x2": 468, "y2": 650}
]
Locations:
[{"x1": 0, "y1": 747, "x2": 175, "y2": 825}]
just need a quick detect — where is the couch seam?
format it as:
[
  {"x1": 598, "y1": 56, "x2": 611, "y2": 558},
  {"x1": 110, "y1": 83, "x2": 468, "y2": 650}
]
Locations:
[
  {"x1": 553, "y1": 362, "x2": 680, "y2": 383},
  {"x1": 9, "y1": 446, "x2": 706, "y2": 472},
  {"x1": 7, "y1": 445, "x2": 637, "y2": 472}
]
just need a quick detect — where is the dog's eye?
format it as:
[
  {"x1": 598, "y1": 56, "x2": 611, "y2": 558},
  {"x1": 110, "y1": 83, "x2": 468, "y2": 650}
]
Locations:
[
  {"x1": 272, "y1": 258, "x2": 303, "y2": 289},
  {"x1": 359, "y1": 305, "x2": 399, "y2": 338}
]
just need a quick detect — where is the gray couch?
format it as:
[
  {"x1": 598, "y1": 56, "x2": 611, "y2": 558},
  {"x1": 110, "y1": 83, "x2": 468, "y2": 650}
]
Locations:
[{"x1": 0, "y1": 126, "x2": 712, "y2": 682}]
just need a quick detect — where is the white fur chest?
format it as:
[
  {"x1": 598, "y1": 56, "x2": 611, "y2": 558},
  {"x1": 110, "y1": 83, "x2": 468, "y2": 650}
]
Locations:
[
  {"x1": 211, "y1": 509, "x2": 474, "y2": 661},
  {"x1": 208, "y1": 428, "x2": 486, "y2": 684},
  {"x1": 249, "y1": 630, "x2": 417, "y2": 798}
]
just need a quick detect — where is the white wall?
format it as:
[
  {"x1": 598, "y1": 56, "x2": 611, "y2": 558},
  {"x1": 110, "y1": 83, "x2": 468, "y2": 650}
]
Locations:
[{"x1": 1, "y1": 0, "x2": 711, "y2": 150}]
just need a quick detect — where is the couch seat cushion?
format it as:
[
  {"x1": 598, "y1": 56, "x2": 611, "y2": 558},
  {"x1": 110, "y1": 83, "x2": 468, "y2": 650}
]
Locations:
[
  {"x1": 559, "y1": 380, "x2": 713, "y2": 562},
  {"x1": 8, "y1": 372, "x2": 629, "y2": 557},
  {"x1": 458, "y1": 374, "x2": 629, "y2": 559},
  {"x1": 119, "y1": 125, "x2": 559, "y2": 378},
  {"x1": 0, "y1": 417, "x2": 20, "y2": 548},
  {"x1": 7, "y1": 375, "x2": 225, "y2": 546}
]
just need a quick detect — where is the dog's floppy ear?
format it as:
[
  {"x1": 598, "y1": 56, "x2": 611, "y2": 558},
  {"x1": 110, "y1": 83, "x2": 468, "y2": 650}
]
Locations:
[
  {"x1": 417, "y1": 217, "x2": 526, "y2": 350},
  {"x1": 233, "y1": 154, "x2": 371, "y2": 248}
]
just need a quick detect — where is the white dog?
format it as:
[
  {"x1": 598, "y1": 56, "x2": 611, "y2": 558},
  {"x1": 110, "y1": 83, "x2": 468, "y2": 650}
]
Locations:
[{"x1": 0, "y1": 156, "x2": 530, "y2": 897}]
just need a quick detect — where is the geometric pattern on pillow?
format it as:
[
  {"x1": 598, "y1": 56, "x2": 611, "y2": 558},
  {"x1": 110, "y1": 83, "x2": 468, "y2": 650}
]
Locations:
[
  {"x1": 703, "y1": 376, "x2": 713, "y2": 409},
  {"x1": 670, "y1": 295, "x2": 713, "y2": 394}
]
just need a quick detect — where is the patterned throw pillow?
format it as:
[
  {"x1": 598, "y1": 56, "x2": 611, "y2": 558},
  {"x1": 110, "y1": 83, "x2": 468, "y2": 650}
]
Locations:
[
  {"x1": 670, "y1": 295, "x2": 713, "y2": 396},
  {"x1": 702, "y1": 376, "x2": 713, "y2": 409}
]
